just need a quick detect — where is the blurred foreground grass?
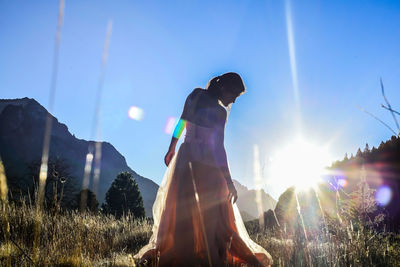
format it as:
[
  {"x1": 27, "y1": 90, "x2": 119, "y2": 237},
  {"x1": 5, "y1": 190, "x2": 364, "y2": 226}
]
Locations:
[
  {"x1": 0, "y1": 201, "x2": 151, "y2": 266},
  {"x1": 1, "y1": 201, "x2": 400, "y2": 266}
]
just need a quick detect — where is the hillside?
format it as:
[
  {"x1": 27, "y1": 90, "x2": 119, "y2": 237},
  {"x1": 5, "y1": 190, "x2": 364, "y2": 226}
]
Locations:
[
  {"x1": 233, "y1": 179, "x2": 276, "y2": 221},
  {"x1": 0, "y1": 97, "x2": 158, "y2": 216},
  {"x1": 330, "y1": 136, "x2": 400, "y2": 227},
  {"x1": 260, "y1": 136, "x2": 400, "y2": 233}
]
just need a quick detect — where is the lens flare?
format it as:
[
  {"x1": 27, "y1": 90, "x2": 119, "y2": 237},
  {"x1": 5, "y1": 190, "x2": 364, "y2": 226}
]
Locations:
[
  {"x1": 375, "y1": 185, "x2": 392, "y2": 206},
  {"x1": 285, "y1": 0, "x2": 299, "y2": 107},
  {"x1": 35, "y1": 1, "x2": 65, "y2": 262},
  {"x1": 337, "y1": 177, "x2": 348, "y2": 188},
  {"x1": 128, "y1": 106, "x2": 144, "y2": 121},
  {"x1": 173, "y1": 119, "x2": 186, "y2": 139},
  {"x1": 164, "y1": 116, "x2": 178, "y2": 134}
]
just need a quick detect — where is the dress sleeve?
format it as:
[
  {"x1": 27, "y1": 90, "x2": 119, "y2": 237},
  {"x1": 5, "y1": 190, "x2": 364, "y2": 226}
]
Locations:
[{"x1": 180, "y1": 88, "x2": 201, "y2": 122}]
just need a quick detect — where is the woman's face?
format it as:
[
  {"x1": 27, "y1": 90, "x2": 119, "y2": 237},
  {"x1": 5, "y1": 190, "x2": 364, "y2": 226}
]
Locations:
[{"x1": 220, "y1": 89, "x2": 239, "y2": 107}]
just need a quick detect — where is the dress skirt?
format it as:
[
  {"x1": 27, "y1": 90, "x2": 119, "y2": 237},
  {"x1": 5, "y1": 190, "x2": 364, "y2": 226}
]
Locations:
[{"x1": 135, "y1": 142, "x2": 272, "y2": 266}]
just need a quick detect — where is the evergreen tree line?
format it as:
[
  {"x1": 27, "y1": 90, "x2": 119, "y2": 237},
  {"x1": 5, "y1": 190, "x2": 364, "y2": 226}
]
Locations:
[
  {"x1": 6, "y1": 158, "x2": 145, "y2": 219},
  {"x1": 330, "y1": 135, "x2": 400, "y2": 229},
  {"x1": 332, "y1": 135, "x2": 400, "y2": 167}
]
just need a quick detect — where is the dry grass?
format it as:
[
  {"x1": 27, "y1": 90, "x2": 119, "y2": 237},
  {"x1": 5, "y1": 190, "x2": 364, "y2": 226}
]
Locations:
[
  {"x1": 0, "y1": 201, "x2": 152, "y2": 266},
  {"x1": 1, "y1": 200, "x2": 400, "y2": 266},
  {"x1": 249, "y1": 227, "x2": 400, "y2": 266}
]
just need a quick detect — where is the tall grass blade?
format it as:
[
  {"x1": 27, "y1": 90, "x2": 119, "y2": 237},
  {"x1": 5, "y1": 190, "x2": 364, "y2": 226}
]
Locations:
[
  {"x1": 81, "y1": 20, "x2": 113, "y2": 212},
  {"x1": 34, "y1": 0, "x2": 65, "y2": 262}
]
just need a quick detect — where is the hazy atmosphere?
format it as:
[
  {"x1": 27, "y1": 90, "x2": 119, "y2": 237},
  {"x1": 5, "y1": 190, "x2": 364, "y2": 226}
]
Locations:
[
  {"x1": 1, "y1": 0, "x2": 399, "y2": 198},
  {"x1": 2, "y1": 1, "x2": 400, "y2": 266}
]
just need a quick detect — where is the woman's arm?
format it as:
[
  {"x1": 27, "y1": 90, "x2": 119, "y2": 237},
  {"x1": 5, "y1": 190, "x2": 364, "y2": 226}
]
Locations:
[
  {"x1": 164, "y1": 119, "x2": 186, "y2": 166},
  {"x1": 214, "y1": 119, "x2": 237, "y2": 203},
  {"x1": 164, "y1": 89, "x2": 201, "y2": 166},
  {"x1": 216, "y1": 145, "x2": 238, "y2": 203}
]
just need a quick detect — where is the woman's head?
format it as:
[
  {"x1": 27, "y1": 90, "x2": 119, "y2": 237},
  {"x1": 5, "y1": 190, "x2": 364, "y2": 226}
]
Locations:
[{"x1": 206, "y1": 72, "x2": 246, "y2": 106}]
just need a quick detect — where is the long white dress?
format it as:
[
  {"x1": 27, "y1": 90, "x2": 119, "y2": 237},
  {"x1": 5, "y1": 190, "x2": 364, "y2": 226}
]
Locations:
[{"x1": 135, "y1": 89, "x2": 272, "y2": 266}]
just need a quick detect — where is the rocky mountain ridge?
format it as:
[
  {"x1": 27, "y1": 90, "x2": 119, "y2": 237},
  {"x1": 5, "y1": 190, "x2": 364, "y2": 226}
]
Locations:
[
  {"x1": 233, "y1": 179, "x2": 277, "y2": 221},
  {"x1": 0, "y1": 97, "x2": 158, "y2": 216}
]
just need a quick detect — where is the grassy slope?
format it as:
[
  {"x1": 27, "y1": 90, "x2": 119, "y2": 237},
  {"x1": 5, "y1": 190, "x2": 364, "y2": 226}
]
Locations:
[{"x1": 1, "y1": 201, "x2": 400, "y2": 266}]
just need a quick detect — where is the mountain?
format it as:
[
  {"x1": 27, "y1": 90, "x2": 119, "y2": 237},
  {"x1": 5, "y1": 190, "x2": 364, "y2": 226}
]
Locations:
[
  {"x1": 0, "y1": 98, "x2": 158, "y2": 216},
  {"x1": 261, "y1": 186, "x2": 324, "y2": 238},
  {"x1": 233, "y1": 179, "x2": 277, "y2": 221}
]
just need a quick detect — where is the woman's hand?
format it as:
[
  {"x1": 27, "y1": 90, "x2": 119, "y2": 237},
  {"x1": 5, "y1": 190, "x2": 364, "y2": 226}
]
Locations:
[
  {"x1": 227, "y1": 182, "x2": 238, "y2": 204},
  {"x1": 164, "y1": 149, "x2": 175, "y2": 166}
]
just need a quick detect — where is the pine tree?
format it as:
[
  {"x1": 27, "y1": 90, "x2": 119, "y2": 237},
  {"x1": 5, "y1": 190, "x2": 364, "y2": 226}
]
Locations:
[
  {"x1": 356, "y1": 148, "x2": 363, "y2": 157},
  {"x1": 101, "y1": 172, "x2": 145, "y2": 219},
  {"x1": 77, "y1": 189, "x2": 99, "y2": 212},
  {"x1": 364, "y1": 143, "x2": 370, "y2": 154},
  {"x1": 342, "y1": 165, "x2": 377, "y2": 226},
  {"x1": 344, "y1": 153, "x2": 349, "y2": 161},
  {"x1": 378, "y1": 141, "x2": 385, "y2": 149}
]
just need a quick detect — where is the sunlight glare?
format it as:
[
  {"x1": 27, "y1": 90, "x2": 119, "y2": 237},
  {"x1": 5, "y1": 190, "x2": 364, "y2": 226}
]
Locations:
[
  {"x1": 337, "y1": 177, "x2": 348, "y2": 188},
  {"x1": 285, "y1": 0, "x2": 299, "y2": 105},
  {"x1": 253, "y1": 145, "x2": 264, "y2": 224},
  {"x1": 269, "y1": 138, "x2": 331, "y2": 191},
  {"x1": 128, "y1": 106, "x2": 144, "y2": 121}
]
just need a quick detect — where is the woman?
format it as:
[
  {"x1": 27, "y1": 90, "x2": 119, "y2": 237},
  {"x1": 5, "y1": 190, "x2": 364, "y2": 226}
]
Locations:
[{"x1": 135, "y1": 72, "x2": 272, "y2": 266}]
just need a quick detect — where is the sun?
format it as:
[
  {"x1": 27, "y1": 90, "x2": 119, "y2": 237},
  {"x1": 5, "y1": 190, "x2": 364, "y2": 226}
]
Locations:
[{"x1": 269, "y1": 137, "x2": 331, "y2": 191}]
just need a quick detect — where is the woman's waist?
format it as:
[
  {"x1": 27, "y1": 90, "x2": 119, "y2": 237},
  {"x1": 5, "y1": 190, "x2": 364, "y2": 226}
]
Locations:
[
  {"x1": 178, "y1": 142, "x2": 224, "y2": 165},
  {"x1": 183, "y1": 134, "x2": 215, "y2": 145},
  {"x1": 184, "y1": 122, "x2": 219, "y2": 144}
]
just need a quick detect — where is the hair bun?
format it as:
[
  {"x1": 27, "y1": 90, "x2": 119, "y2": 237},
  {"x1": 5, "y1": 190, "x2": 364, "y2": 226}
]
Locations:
[{"x1": 206, "y1": 72, "x2": 245, "y2": 98}]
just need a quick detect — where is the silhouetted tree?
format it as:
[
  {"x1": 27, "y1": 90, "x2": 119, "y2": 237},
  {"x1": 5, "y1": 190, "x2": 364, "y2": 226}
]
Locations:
[
  {"x1": 364, "y1": 143, "x2": 370, "y2": 153},
  {"x1": 329, "y1": 135, "x2": 400, "y2": 230},
  {"x1": 77, "y1": 189, "x2": 99, "y2": 212},
  {"x1": 356, "y1": 148, "x2": 363, "y2": 158},
  {"x1": 378, "y1": 141, "x2": 385, "y2": 149},
  {"x1": 101, "y1": 171, "x2": 145, "y2": 219}
]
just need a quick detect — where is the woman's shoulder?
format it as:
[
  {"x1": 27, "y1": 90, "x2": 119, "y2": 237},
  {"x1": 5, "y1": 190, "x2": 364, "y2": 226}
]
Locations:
[
  {"x1": 187, "y1": 88, "x2": 205, "y2": 98},
  {"x1": 195, "y1": 88, "x2": 226, "y2": 115},
  {"x1": 185, "y1": 88, "x2": 226, "y2": 126}
]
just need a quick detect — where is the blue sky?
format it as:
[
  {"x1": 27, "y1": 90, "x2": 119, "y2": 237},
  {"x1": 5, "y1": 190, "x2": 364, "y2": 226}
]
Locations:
[{"x1": 1, "y1": 0, "x2": 399, "y2": 198}]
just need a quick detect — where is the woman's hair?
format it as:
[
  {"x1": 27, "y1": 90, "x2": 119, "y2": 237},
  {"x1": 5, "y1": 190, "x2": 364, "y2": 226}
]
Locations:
[{"x1": 206, "y1": 72, "x2": 246, "y2": 98}]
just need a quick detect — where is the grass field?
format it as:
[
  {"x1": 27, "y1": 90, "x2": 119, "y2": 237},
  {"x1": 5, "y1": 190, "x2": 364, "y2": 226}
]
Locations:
[{"x1": 1, "y1": 199, "x2": 400, "y2": 266}]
